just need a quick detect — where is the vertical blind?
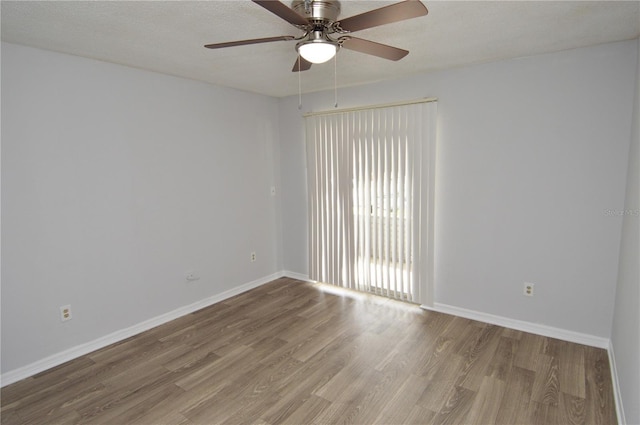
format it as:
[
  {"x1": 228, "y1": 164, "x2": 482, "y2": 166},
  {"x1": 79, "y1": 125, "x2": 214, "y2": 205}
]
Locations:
[{"x1": 305, "y1": 99, "x2": 437, "y2": 304}]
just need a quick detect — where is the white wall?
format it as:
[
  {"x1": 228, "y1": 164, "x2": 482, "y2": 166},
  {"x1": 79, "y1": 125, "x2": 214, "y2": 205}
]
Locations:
[
  {"x1": 1, "y1": 42, "x2": 282, "y2": 374},
  {"x1": 279, "y1": 39, "x2": 638, "y2": 338},
  {"x1": 610, "y1": 38, "x2": 640, "y2": 425}
]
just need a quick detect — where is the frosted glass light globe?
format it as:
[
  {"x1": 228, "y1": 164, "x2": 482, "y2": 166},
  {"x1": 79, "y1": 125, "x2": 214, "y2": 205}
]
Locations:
[{"x1": 298, "y1": 42, "x2": 337, "y2": 64}]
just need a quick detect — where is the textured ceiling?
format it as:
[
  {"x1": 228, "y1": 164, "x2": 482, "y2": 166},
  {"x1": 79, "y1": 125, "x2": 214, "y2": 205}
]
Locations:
[{"x1": 2, "y1": 1, "x2": 639, "y2": 98}]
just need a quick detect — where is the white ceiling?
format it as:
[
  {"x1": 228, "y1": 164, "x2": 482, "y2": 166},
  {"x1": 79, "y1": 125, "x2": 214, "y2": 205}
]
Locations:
[{"x1": 2, "y1": 1, "x2": 639, "y2": 98}]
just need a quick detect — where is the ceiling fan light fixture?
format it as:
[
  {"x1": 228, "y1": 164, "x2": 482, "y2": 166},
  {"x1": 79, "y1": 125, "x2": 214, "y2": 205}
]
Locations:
[{"x1": 297, "y1": 41, "x2": 337, "y2": 64}]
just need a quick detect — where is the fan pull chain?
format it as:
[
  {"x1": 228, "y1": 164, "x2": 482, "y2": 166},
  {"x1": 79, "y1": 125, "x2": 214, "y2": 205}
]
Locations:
[
  {"x1": 334, "y1": 52, "x2": 338, "y2": 108},
  {"x1": 298, "y1": 56, "x2": 302, "y2": 110}
]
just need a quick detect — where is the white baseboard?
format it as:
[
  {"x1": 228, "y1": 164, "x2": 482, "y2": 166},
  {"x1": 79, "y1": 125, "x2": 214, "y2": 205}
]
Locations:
[
  {"x1": 282, "y1": 270, "x2": 313, "y2": 282},
  {"x1": 0, "y1": 271, "x2": 285, "y2": 388},
  {"x1": 608, "y1": 341, "x2": 626, "y2": 425},
  {"x1": 423, "y1": 302, "x2": 610, "y2": 349}
]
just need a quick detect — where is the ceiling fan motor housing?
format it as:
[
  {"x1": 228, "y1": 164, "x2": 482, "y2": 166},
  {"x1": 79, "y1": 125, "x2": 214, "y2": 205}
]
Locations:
[{"x1": 291, "y1": 0, "x2": 341, "y2": 26}]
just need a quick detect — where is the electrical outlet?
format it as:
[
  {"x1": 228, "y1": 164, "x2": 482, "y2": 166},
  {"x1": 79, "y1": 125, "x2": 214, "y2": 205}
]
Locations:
[
  {"x1": 523, "y1": 282, "x2": 535, "y2": 297},
  {"x1": 250, "y1": 252, "x2": 256, "y2": 262},
  {"x1": 60, "y1": 305, "x2": 72, "y2": 322}
]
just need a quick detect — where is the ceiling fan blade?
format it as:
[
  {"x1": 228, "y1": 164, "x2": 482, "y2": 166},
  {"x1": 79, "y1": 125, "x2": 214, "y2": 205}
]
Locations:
[
  {"x1": 340, "y1": 37, "x2": 409, "y2": 61},
  {"x1": 337, "y1": 0, "x2": 428, "y2": 33},
  {"x1": 252, "y1": 0, "x2": 309, "y2": 27},
  {"x1": 292, "y1": 56, "x2": 312, "y2": 72},
  {"x1": 204, "y1": 36, "x2": 295, "y2": 49}
]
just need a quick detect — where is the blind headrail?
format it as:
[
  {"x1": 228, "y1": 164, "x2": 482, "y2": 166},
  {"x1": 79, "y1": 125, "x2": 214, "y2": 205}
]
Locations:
[{"x1": 303, "y1": 97, "x2": 437, "y2": 118}]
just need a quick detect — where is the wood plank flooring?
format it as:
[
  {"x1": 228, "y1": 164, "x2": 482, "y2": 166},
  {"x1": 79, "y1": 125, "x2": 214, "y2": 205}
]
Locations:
[{"x1": 1, "y1": 277, "x2": 617, "y2": 424}]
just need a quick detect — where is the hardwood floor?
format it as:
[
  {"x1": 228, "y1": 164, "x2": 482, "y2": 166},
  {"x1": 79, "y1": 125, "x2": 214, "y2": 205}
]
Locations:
[{"x1": 1, "y1": 277, "x2": 617, "y2": 424}]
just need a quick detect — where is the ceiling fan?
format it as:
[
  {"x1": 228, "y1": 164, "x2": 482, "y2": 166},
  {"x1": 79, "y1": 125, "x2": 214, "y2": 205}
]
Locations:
[{"x1": 204, "y1": 0, "x2": 428, "y2": 72}]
